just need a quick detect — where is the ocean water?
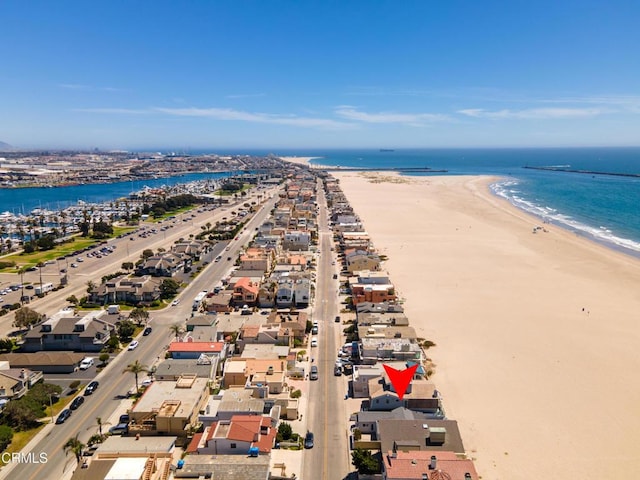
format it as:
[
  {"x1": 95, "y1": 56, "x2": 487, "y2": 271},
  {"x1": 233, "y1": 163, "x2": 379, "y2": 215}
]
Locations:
[
  {"x1": 298, "y1": 148, "x2": 640, "y2": 257},
  {"x1": 2, "y1": 148, "x2": 639, "y2": 257}
]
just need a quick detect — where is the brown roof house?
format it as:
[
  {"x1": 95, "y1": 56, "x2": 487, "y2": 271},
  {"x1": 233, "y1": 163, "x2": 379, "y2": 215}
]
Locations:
[
  {"x1": 345, "y1": 249, "x2": 381, "y2": 274},
  {"x1": 22, "y1": 312, "x2": 116, "y2": 353},
  {"x1": 129, "y1": 374, "x2": 209, "y2": 437},
  {"x1": 88, "y1": 275, "x2": 161, "y2": 306}
]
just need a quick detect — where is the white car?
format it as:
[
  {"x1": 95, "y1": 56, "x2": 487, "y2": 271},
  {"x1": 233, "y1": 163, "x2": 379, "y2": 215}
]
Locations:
[
  {"x1": 311, "y1": 337, "x2": 318, "y2": 347},
  {"x1": 70, "y1": 263, "x2": 78, "y2": 268},
  {"x1": 171, "y1": 299, "x2": 180, "y2": 306},
  {"x1": 128, "y1": 341, "x2": 139, "y2": 351},
  {"x1": 79, "y1": 357, "x2": 94, "y2": 370},
  {"x1": 141, "y1": 378, "x2": 154, "y2": 387}
]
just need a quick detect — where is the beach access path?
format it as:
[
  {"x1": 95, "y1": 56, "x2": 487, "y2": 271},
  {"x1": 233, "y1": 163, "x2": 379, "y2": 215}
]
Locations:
[{"x1": 334, "y1": 171, "x2": 640, "y2": 480}]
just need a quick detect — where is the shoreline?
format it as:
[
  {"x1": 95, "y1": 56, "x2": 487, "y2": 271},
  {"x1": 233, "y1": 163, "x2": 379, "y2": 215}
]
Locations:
[{"x1": 334, "y1": 171, "x2": 640, "y2": 479}]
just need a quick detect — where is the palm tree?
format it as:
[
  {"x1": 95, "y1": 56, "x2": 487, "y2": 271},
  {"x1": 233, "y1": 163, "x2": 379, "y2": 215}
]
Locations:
[
  {"x1": 169, "y1": 323, "x2": 184, "y2": 340},
  {"x1": 124, "y1": 360, "x2": 149, "y2": 394},
  {"x1": 63, "y1": 435, "x2": 85, "y2": 465},
  {"x1": 86, "y1": 416, "x2": 111, "y2": 436}
]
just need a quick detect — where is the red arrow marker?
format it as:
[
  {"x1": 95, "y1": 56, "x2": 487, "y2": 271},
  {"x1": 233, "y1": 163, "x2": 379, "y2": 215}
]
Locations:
[{"x1": 383, "y1": 363, "x2": 419, "y2": 400}]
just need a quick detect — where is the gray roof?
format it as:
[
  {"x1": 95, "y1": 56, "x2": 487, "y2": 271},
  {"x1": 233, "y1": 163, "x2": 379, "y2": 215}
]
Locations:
[
  {"x1": 376, "y1": 419, "x2": 466, "y2": 455},
  {"x1": 176, "y1": 454, "x2": 270, "y2": 479},
  {"x1": 97, "y1": 435, "x2": 177, "y2": 454},
  {"x1": 356, "y1": 407, "x2": 430, "y2": 424},
  {"x1": 154, "y1": 358, "x2": 217, "y2": 380}
]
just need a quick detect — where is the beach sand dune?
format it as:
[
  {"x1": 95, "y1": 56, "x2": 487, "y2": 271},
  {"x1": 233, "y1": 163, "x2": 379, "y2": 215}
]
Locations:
[{"x1": 335, "y1": 172, "x2": 640, "y2": 479}]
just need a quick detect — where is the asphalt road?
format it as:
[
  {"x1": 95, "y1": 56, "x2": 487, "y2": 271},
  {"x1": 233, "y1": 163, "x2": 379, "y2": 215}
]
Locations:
[
  {"x1": 303, "y1": 179, "x2": 352, "y2": 480},
  {"x1": 0, "y1": 189, "x2": 280, "y2": 480}
]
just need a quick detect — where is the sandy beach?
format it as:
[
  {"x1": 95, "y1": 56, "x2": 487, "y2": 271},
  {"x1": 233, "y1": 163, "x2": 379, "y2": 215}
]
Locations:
[
  {"x1": 279, "y1": 156, "x2": 321, "y2": 167},
  {"x1": 334, "y1": 172, "x2": 640, "y2": 479}
]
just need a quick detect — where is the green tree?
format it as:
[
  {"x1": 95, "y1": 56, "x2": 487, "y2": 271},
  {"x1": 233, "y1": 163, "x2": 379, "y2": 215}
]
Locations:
[
  {"x1": 169, "y1": 323, "x2": 184, "y2": 340},
  {"x1": 141, "y1": 249, "x2": 154, "y2": 259},
  {"x1": 160, "y1": 278, "x2": 180, "y2": 299},
  {"x1": 69, "y1": 380, "x2": 80, "y2": 392},
  {"x1": 278, "y1": 422, "x2": 293, "y2": 441},
  {"x1": 106, "y1": 335, "x2": 120, "y2": 352},
  {"x1": 13, "y1": 306, "x2": 42, "y2": 329},
  {"x1": 0, "y1": 338, "x2": 14, "y2": 353},
  {"x1": 129, "y1": 307, "x2": 149, "y2": 325},
  {"x1": 117, "y1": 320, "x2": 135, "y2": 340},
  {"x1": 121, "y1": 261, "x2": 134, "y2": 272},
  {"x1": 0, "y1": 400, "x2": 40, "y2": 430},
  {"x1": 63, "y1": 435, "x2": 85, "y2": 465},
  {"x1": 124, "y1": 360, "x2": 148, "y2": 394},
  {"x1": 36, "y1": 235, "x2": 55, "y2": 251},
  {"x1": 66, "y1": 295, "x2": 79, "y2": 305},
  {"x1": 86, "y1": 280, "x2": 96, "y2": 293},
  {"x1": 351, "y1": 448, "x2": 379, "y2": 474},
  {"x1": 0, "y1": 425, "x2": 13, "y2": 451},
  {"x1": 99, "y1": 353, "x2": 110, "y2": 366},
  {"x1": 87, "y1": 416, "x2": 111, "y2": 436},
  {"x1": 91, "y1": 220, "x2": 113, "y2": 236}
]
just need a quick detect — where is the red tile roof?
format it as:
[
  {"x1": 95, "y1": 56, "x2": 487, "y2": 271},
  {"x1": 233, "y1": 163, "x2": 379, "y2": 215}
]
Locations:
[
  {"x1": 225, "y1": 415, "x2": 275, "y2": 453},
  {"x1": 168, "y1": 341, "x2": 224, "y2": 353},
  {"x1": 186, "y1": 432, "x2": 203, "y2": 453},
  {"x1": 384, "y1": 451, "x2": 478, "y2": 480}
]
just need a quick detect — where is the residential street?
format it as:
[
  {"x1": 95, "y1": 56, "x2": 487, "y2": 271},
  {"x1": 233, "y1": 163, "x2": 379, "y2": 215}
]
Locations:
[
  {"x1": 302, "y1": 179, "x2": 352, "y2": 480},
  {"x1": 0, "y1": 190, "x2": 280, "y2": 480}
]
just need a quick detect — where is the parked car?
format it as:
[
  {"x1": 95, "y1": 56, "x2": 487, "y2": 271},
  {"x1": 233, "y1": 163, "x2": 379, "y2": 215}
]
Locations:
[
  {"x1": 84, "y1": 381, "x2": 99, "y2": 395},
  {"x1": 119, "y1": 414, "x2": 130, "y2": 424},
  {"x1": 143, "y1": 327, "x2": 152, "y2": 336},
  {"x1": 304, "y1": 431, "x2": 314, "y2": 449},
  {"x1": 171, "y1": 299, "x2": 180, "y2": 306},
  {"x1": 109, "y1": 423, "x2": 129, "y2": 435},
  {"x1": 79, "y1": 357, "x2": 94, "y2": 370},
  {"x1": 56, "y1": 409, "x2": 72, "y2": 424},
  {"x1": 70, "y1": 396, "x2": 85, "y2": 410},
  {"x1": 310, "y1": 365, "x2": 318, "y2": 381},
  {"x1": 128, "y1": 340, "x2": 139, "y2": 350},
  {"x1": 310, "y1": 337, "x2": 318, "y2": 347},
  {"x1": 335, "y1": 316, "x2": 341, "y2": 323}
]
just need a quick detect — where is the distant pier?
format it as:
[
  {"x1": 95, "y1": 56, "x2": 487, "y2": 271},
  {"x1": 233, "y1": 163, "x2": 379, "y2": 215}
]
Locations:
[
  {"x1": 314, "y1": 166, "x2": 448, "y2": 173},
  {"x1": 523, "y1": 166, "x2": 640, "y2": 178}
]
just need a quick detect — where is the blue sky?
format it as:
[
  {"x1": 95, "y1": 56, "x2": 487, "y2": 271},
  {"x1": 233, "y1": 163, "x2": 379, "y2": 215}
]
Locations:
[{"x1": 1, "y1": 0, "x2": 639, "y2": 150}]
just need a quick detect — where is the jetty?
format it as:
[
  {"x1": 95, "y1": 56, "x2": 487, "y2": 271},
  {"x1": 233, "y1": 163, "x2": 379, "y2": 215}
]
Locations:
[{"x1": 523, "y1": 165, "x2": 640, "y2": 178}]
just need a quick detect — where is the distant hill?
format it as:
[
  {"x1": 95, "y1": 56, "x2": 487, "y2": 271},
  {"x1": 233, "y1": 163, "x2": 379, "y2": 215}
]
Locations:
[{"x1": 0, "y1": 141, "x2": 15, "y2": 152}]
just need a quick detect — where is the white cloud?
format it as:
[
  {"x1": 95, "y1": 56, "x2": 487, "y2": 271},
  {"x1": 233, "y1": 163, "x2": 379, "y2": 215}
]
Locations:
[
  {"x1": 74, "y1": 108, "x2": 149, "y2": 114},
  {"x1": 334, "y1": 106, "x2": 449, "y2": 124},
  {"x1": 457, "y1": 107, "x2": 609, "y2": 119},
  {"x1": 155, "y1": 107, "x2": 353, "y2": 129}
]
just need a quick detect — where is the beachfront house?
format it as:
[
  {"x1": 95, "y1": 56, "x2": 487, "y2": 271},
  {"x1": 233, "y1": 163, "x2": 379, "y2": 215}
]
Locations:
[
  {"x1": 383, "y1": 451, "x2": 479, "y2": 480},
  {"x1": 345, "y1": 249, "x2": 381, "y2": 273}
]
